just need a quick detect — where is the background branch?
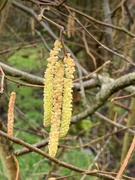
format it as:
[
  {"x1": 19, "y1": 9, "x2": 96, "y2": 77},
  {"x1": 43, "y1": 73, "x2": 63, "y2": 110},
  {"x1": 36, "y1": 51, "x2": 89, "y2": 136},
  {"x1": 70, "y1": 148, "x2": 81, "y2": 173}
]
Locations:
[{"x1": 0, "y1": 130, "x2": 128, "y2": 180}]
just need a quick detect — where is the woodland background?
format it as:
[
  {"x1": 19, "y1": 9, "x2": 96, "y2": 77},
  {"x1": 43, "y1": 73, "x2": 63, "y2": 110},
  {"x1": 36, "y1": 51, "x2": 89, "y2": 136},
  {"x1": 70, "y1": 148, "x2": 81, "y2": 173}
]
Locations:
[{"x1": 1, "y1": 0, "x2": 135, "y2": 179}]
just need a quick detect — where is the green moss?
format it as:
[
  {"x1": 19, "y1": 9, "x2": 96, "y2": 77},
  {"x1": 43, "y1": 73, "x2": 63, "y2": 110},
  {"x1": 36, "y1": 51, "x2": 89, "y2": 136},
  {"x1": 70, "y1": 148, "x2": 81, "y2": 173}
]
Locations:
[{"x1": 8, "y1": 47, "x2": 42, "y2": 71}]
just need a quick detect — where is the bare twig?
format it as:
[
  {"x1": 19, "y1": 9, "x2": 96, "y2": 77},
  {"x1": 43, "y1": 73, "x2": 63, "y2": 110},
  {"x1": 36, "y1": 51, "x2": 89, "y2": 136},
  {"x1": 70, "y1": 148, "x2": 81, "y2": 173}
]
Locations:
[
  {"x1": 0, "y1": 44, "x2": 37, "y2": 55},
  {"x1": 12, "y1": 0, "x2": 88, "y2": 75},
  {"x1": 38, "y1": 7, "x2": 66, "y2": 54},
  {"x1": 0, "y1": 66, "x2": 5, "y2": 93},
  {"x1": 65, "y1": 5, "x2": 135, "y2": 38},
  {"x1": 15, "y1": 138, "x2": 49, "y2": 156},
  {"x1": 0, "y1": 0, "x2": 8, "y2": 12},
  {"x1": 81, "y1": 137, "x2": 111, "y2": 180},
  {"x1": 95, "y1": 112, "x2": 135, "y2": 135},
  {"x1": 82, "y1": 31, "x2": 97, "y2": 69},
  {"x1": 73, "y1": 60, "x2": 110, "y2": 82},
  {"x1": 111, "y1": 92, "x2": 135, "y2": 102},
  {"x1": 116, "y1": 135, "x2": 135, "y2": 179},
  {"x1": 0, "y1": 130, "x2": 121, "y2": 179},
  {"x1": 0, "y1": 62, "x2": 98, "y2": 89},
  {"x1": 0, "y1": 62, "x2": 43, "y2": 85},
  {"x1": 75, "y1": 18, "x2": 135, "y2": 66},
  {"x1": 35, "y1": 29, "x2": 50, "y2": 51},
  {"x1": 72, "y1": 72, "x2": 135, "y2": 123}
]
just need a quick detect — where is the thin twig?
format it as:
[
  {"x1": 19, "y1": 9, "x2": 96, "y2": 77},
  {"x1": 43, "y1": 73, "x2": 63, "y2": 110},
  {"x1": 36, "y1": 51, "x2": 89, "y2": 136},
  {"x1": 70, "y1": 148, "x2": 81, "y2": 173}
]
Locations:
[
  {"x1": 0, "y1": 66, "x2": 5, "y2": 93},
  {"x1": 72, "y1": 72, "x2": 135, "y2": 124},
  {"x1": 0, "y1": 62, "x2": 98, "y2": 89},
  {"x1": 0, "y1": 130, "x2": 121, "y2": 179},
  {"x1": 73, "y1": 60, "x2": 111, "y2": 82},
  {"x1": 81, "y1": 137, "x2": 111, "y2": 180},
  {"x1": 0, "y1": 0, "x2": 8, "y2": 12},
  {"x1": 15, "y1": 138, "x2": 48, "y2": 156},
  {"x1": 111, "y1": 92, "x2": 135, "y2": 103},
  {"x1": 65, "y1": 5, "x2": 135, "y2": 38},
  {"x1": 95, "y1": 112, "x2": 135, "y2": 135},
  {"x1": 75, "y1": 18, "x2": 135, "y2": 66},
  {"x1": 116, "y1": 135, "x2": 135, "y2": 179},
  {"x1": 82, "y1": 31, "x2": 97, "y2": 69}
]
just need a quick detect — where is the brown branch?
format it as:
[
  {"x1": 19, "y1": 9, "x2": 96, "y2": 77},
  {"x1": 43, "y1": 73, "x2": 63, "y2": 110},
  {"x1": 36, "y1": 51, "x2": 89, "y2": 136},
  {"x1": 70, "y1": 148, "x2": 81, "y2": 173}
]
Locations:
[
  {"x1": 0, "y1": 130, "x2": 120, "y2": 179},
  {"x1": 95, "y1": 112, "x2": 135, "y2": 135},
  {"x1": 12, "y1": 0, "x2": 88, "y2": 76},
  {"x1": 82, "y1": 31, "x2": 97, "y2": 69},
  {"x1": 65, "y1": 5, "x2": 135, "y2": 38},
  {"x1": 0, "y1": 44, "x2": 37, "y2": 55},
  {"x1": 116, "y1": 135, "x2": 135, "y2": 179},
  {"x1": 73, "y1": 60, "x2": 111, "y2": 83},
  {"x1": 81, "y1": 137, "x2": 111, "y2": 180},
  {"x1": 75, "y1": 18, "x2": 135, "y2": 66},
  {"x1": 16, "y1": 128, "x2": 127, "y2": 156},
  {"x1": 2, "y1": 63, "x2": 135, "y2": 127},
  {"x1": 111, "y1": 92, "x2": 135, "y2": 102},
  {"x1": 15, "y1": 138, "x2": 48, "y2": 156},
  {"x1": 0, "y1": 0, "x2": 8, "y2": 12},
  {"x1": 71, "y1": 72, "x2": 135, "y2": 123}
]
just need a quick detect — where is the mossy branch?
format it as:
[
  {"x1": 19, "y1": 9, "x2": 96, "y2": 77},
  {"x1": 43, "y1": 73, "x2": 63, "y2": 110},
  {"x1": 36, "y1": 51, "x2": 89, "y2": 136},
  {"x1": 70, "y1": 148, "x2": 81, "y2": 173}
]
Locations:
[
  {"x1": 72, "y1": 73, "x2": 135, "y2": 123},
  {"x1": 0, "y1": 62, "x2": 97, "y2": 89}
]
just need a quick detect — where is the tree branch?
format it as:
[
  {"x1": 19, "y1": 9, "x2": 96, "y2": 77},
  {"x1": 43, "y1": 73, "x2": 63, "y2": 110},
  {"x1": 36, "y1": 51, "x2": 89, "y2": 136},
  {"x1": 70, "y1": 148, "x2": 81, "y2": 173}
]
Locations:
[
  {"x1": 0, "y1": 62, "x2": 43, "y2": 85},
  {"x1": 71, "y1": 72, "x2": 135, "y2": 123},
  {"x1": 66, "y1": 5, "x2": 135, "y2": 38},
  {"x1": 15, "y1": 138, "x2": 48, "y2": 156},
  {"x1": 0, "y1": 62, "x2": 98, "y2": 89},
  {"x1": 0, "y1": 130, "x2": 128, "y2": 180}
]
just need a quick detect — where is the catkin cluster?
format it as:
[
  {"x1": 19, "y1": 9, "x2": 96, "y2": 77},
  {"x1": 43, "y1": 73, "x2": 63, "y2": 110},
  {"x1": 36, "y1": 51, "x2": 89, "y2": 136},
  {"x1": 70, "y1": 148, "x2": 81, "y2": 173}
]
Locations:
[{"x1": 43, "y1": 40, "x2": 75, "y2": 157}]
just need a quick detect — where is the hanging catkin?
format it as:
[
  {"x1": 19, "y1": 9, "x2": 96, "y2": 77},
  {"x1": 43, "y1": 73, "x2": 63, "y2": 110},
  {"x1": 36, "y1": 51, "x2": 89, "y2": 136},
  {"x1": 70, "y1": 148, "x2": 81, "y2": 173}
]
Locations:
[
  {"x1": 59, "y1": 54, "x2": 75, "y2": 138},
  {"x1": 43, "y1": 40, "x2": 75, "y2": 157},
  {"x1": 48, "y1": 61, "x2": 64, "y2": 157},
  {"x1": 43, "y1": 40, "x2": 62, "y2": 127},
  {"x1": 7, "y1": 91, "x2": 16, "y2": 136}
]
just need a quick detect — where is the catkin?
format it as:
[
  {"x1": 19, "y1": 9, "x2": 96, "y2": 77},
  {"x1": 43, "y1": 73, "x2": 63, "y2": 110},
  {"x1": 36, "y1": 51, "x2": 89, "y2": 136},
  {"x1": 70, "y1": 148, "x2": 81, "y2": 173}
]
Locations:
[
  {"x1": 43, "y1": 40, "x2": 75, "y2": 157},
  {"x1": 67, "y1": 12, "x2": 75, "y2": 38},
  {"x1": 7, "y1": 91, "x2": 16, "y2": 136},
  {"x1": 48, "y1": 61, "x2": 64, "y2": 157},
  {"x1": 43, "y1": 40, "x2": 62, "y2": 127},
  {"x1": 59, "y1": 54, "x2": 75, "y2": 138}
]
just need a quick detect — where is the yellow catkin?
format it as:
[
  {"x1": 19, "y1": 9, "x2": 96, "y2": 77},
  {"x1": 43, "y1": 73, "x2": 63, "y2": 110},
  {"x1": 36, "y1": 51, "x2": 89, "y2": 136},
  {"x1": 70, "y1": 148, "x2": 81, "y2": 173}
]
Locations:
[
  {"x1": 67, "y1": 12, "x2": 75, "y2": 38},
  {"x1": 48, "y1": 61, "x2": 64, "y2": 157},
  {"x1": 59, "y1": 54, "x2": 75, "y2": 138},
  {"x1": 43, "y1": 40, "x2": 62, "y2": 127},
  {"x1": 7, "y1": 92, "x2": 16, "y2": 136}
]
